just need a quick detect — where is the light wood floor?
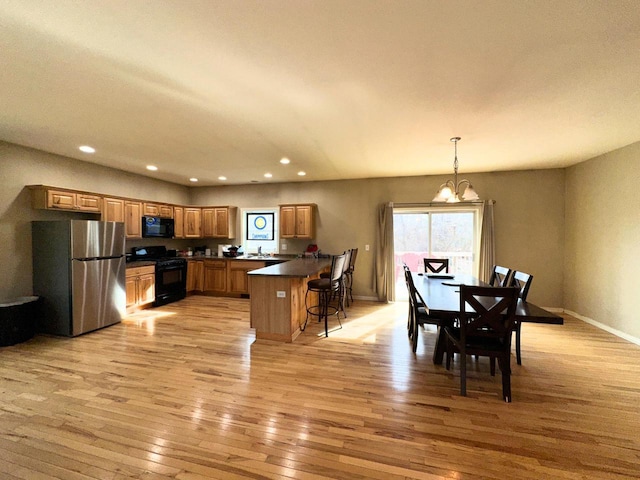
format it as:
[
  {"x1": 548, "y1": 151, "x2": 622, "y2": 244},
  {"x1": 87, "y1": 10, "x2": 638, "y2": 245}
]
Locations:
[{"x1": 1, "y1": 296, "x2": 639, "y2": 480}]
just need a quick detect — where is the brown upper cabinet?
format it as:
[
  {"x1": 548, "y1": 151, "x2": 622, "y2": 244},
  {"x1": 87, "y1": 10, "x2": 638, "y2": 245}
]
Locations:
[
  {"x1": 184, "y1": 207, "x2": 202, "y2": 238},
  {"x1": 124, "y1": 201, "x2": 142, "y2": 238},
  {"x1": 27, "y1": 185, "x2": 245, "y2": 240},
  {"x1": 143, "y1": 202, "x2": 173, "y2": 218},
  {"x1": 102, "y1": 197, "x2": 125, "y2": 222},
  {"x1": 173, "y1": 206, "x2": 184, "y2": 239},
  {"x1": 280, "y1": 204, "x2": 315, "y2": 239},
  {"x1": 30, "y1": 186, "x2": 102, "y2": 213},
  {"x1": 202, "y1": 207, "x2": 237, "y2": 238}
]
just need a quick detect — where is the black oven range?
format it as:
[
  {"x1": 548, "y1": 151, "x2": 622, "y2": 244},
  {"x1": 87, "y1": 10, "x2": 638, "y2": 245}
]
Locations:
[{"x1": 129, "y1": 246, "x2": 187, "y2": 307}]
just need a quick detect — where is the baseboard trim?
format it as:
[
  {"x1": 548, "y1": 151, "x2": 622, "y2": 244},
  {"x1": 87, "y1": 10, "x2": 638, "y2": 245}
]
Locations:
[
  {"x1": 564, "y1": 309, "x2": 640, "y2": 347},
  {"x1": 352, "y1": 295, "x2": 382, "y2": 302}
]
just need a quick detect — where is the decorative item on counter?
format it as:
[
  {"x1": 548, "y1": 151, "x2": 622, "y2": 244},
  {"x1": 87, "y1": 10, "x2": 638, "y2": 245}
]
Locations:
[
  {"x1": 223, "y1": 245, "x2": 243, "y2": 257},
  {"x1": 205, "y1": 248, "x2": 211, "y2": 256}
]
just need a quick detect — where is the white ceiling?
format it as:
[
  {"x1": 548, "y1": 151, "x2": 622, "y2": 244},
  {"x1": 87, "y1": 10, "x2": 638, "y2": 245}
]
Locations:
[{"x1": 2, "y1": 1, "x2": 640, "y2": 186}]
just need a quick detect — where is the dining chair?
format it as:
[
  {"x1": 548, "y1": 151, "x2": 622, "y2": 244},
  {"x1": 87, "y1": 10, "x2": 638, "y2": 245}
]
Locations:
[
  {"x1": 404, "y1": 265, "x2": 448, "y2": 353},
  {"x1": 510, "y1": 270, "x2": 534, "y2": 365},
  {"x1": 345, "y1": 247, "x2": 358, "y2": 306},
  {"x1": 489, "y1": 265, "x2": 513, "y2": 287},
  {"x1": 444, "y1": 285, "x2": 519, "y2": 402},
  {"x1": 424, "y1": 258, "x2": 449, "y2": 274}
]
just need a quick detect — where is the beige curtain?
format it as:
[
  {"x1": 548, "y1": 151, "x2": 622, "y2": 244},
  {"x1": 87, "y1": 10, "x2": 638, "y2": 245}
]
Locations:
[
  {"x1": 478, "y1": 199, "x2": 496, "y2": 282},
  {"x1": 374, "y1": 202, "x2": 394, "y2": 302}
]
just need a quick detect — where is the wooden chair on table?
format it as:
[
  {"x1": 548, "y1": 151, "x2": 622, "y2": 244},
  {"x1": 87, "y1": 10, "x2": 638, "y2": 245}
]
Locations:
[
  {"x1": 510, "y1": 270, "x2": 534, "y2": 365},
  {"x1": 489, "y1": 265, "x2": 512, "y2": 287},
  {"x1": 404, "y1": 265, "x2": 447, "y2": 354},
  {"x1": 444, "y1": 285, "x2": 519, "y2": 402},
  {"x1": 424, "y1": 258, "x2": 449, "y2": 274}
]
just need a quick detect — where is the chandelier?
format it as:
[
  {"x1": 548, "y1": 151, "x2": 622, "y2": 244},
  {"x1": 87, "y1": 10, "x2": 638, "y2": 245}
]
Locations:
[{"x1": 432, "y1": 137, "x2": 479, "y2": 203}]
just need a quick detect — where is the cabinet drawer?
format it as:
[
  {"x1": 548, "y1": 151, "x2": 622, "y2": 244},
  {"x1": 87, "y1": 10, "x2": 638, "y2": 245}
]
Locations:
[{"x1": 127, "y1": 265, "x2": 155, "y2": 277}]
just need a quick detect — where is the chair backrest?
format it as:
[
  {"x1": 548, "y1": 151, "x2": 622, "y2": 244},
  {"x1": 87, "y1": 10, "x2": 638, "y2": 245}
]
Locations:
[
  {"x1": 424, "y1": 258, "x2": 449, "y2": 274},
  {"x1": 459, "y1": 285, "x2": 519, "y2": 342},
  {"x1": 348, "y1": 248, "x2": 358, "y2": 272},
  {"x1": 342, "y1": 249, "x2": 352, "y2": 275},
  {"x1": 489, "y1": 265, "x2": 512, "y2": 287},
  {"x1": 510, "y1": 270, "x2": 533, "y2": 301},
  {"x1": 403, "y1": 264, "x2": 428, "y2": 313},
  {"x1": 329, "y1": 253, "x2": 347, "y2": 288}
]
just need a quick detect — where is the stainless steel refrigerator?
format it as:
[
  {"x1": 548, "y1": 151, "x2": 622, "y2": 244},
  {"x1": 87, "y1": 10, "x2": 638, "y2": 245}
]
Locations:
[{"x1": 32, "y1": 220, "x2": 126, "y2": 336}]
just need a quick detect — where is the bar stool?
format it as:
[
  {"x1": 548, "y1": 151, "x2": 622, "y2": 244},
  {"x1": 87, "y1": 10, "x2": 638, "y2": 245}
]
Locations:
[
  {"x1": 319, "y1": 249, "x2": 350, "y2": 316},
  {"x1": 303, "y1": 253, "x2": 347, "y2": 337}
]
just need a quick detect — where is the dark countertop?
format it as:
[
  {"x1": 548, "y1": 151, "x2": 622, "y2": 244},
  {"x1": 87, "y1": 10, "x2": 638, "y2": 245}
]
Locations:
[
  {"x1": 126, "y1": 260, "x2": 156, "y2": 268},
  {"x1": 247, "y1": 257, "x2": 331, "y2": 277},
  {"x1": 184, "y1": 255, "x2": 295, "y2": 262}
]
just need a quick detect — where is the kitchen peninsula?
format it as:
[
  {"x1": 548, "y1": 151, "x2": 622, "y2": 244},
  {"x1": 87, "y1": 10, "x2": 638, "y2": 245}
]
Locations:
[{"x1": 248, "y1": 257, "x2": 331, "y2": 342}]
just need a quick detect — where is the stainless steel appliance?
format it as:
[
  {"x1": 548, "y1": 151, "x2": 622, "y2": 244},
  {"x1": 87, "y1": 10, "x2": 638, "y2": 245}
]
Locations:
[
  {"x1": 130, "y1": 246, "x2": 187, "y2": 306},
  {"x1": 141, "y1": 216, "x2": 175, "y2": 238},
  {"x1": 32, "y1": 220, "x2": 126, "y2": 336}
]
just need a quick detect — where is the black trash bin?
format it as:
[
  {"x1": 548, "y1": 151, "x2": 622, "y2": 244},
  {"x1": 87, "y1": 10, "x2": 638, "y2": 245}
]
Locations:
[{"x1": 0, "y1": 296, "x2": 40, "y2": 347}]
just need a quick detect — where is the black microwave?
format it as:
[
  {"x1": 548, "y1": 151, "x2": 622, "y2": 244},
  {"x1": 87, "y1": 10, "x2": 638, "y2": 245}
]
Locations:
[{"x1": 142, "y1": 216, "x2": 175, "y2": 238}]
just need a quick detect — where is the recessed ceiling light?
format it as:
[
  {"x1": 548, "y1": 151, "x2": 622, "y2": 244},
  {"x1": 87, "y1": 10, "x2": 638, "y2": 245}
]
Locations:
[
  {"x1": 280, "y1": 157, "x2": 290, "y2": 164},
  {"x1": 264, "y1": 173, "x2": 272, "y2": 178},
  {"x1": 218, "y1": 176, "x2": 227, "y2": 181},
  {"x1": 297, "y1": 171, "x2": 306, "y2": 176},
  {"x1": 79, "y1": 145, "x2": 95, "y2": 153},
  {"x1": 189, "y1": 178, "x2": 198, "y2": 182},
  {"x1": 146, "y1": 165, "x2": 158, "y2": 171}
]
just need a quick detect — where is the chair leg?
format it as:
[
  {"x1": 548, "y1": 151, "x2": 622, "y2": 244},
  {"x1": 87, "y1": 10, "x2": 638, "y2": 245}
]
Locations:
[
  {"x1": 498, "y1": 354, "x2": 512, "y2": 402},
  {"x1": 411, "y1": 316, "x2": 419, "y2": 353},
  {"x1": 323, "y1": 291, "x2": 329, "y2": 337},
  {"x1": 490, "y1": 357, "x2": 496, "y2": 376},
  {"x1": 460, "y1": 351, "x2": 467, "y2": 396},
  {"x1": 445, "y1": 337, "x2": 452, "y2": 370},
  {"x1": 515, "y1": 322, "x2": 522, "y2": 365}
]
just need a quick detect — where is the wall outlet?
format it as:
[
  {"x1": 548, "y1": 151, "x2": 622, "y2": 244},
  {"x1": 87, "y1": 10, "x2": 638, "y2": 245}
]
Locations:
[
  {"x1": 365, "y1": 244, "x2": 370, "y2": 251},
  {"x1": 281, "y1": 243, "x2": 287, "y2": 251},
  {"x1": 276, "y1": 291, "x2": 286, "y2": 298}
]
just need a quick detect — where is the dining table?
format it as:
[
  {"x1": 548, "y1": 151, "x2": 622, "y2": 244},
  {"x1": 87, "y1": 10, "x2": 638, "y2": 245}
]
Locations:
[{"x1": 411, "y1": 272, "x2": 563, "y2": 364}]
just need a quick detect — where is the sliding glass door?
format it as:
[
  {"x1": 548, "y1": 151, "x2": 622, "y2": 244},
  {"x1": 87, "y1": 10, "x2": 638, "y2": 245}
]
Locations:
[{"x1": 393, "y1": 206, "x2": 481, "y2": 300}]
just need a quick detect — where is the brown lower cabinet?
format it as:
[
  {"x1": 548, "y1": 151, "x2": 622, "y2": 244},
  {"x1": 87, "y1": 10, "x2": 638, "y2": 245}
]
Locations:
[
  {"x1": 187, "y1": 259, "x2": 268, "y2": 296},
  {"x1": 203, "y1": 260, "x2": 227, "y2": 294},
  {"x1": 126, "y1": 265, "x2": 155, "y2": 311}
]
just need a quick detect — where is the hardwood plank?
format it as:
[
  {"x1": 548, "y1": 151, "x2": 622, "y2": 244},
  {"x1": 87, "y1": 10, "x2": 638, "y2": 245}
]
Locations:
[{"x1": 1, "y1": 296, "x2": 639, "y2": 479}]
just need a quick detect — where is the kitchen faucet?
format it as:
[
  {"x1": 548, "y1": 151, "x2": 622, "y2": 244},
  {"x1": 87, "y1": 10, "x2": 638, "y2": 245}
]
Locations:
[{"x1": 258, "y1": 246, "x2": 262, "y2": 256}]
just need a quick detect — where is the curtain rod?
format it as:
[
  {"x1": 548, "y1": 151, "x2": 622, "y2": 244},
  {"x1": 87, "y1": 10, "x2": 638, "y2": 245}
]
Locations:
[{"x1": 389, "y1": 200, "x2": 492, "y2": 208}]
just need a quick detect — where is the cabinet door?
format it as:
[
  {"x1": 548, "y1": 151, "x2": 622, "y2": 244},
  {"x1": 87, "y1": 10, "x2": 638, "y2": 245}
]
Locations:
[
  {"x1": 204, "y1": 262, "x2": 227, "y2": 293},
  {"x1": 173, "y1": 207, "x2": 184, "y2": 239},
  {"x1": 143, "y1": 203, "x2": 160, "y2": 217},
  {"x1": 228, "y1": 261, "x2": 265, "y2": 295},
  {"x1": 295, "y1": 205, "x2": 313, "y2": 238},
  {"x1": 187, "y1": 260, "x2": 204, "y2": 292},
  {"x1": 201, "y1": 208, "x2": 215, "y2": 237},
  {"x1": 158, "y1": 205, "x2": 173, "y2": 218},
  {"x1": 213, "y1": 208, "x2": 229, "y2": 237},
  {"x1": 125, "y1": 201, "x2": 142, "y2": 238},
  {"x1": 184, "y1": 208, "x2": 202, "y2": 238},
  {"x1": 47, "y1": 190, "x2": 77, "y2": 210},
  {"x1": 125, "y1": 274, "x2": 138, "y2": 309},
  {"x1": 102, "y1": 197, "x2": 125, "y2": 222},
  {"x1": 280, "y1": 206, "x2": 296, "y2": 238},
  {"x1": 138, "y1": 273, "x2": 156, "y2": 306},
  {"x1": 76, "y1": 193, "x2": 102, "y2": 212}
]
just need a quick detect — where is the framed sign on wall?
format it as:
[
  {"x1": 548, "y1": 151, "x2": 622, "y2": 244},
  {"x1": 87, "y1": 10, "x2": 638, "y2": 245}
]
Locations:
[{"x1": 246, "y1": 212, "x2": 274, "y2": 241}]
